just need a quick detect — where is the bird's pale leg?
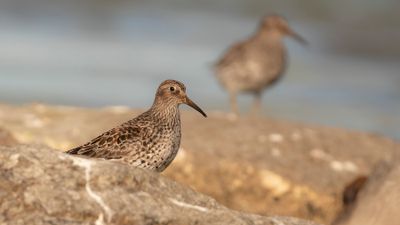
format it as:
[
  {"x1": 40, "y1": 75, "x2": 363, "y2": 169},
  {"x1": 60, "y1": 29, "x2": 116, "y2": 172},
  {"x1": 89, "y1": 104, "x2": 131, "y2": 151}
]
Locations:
[
  {"x1": 251, "y1": 91, "x2": 262, "y2": 116},
  {"x1": 229, "y1": 92, "x2": 239, "y2": 117}
]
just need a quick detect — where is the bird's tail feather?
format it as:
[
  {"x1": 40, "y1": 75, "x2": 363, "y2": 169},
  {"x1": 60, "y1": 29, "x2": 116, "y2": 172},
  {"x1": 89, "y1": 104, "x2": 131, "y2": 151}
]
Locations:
[{"x1": 65, "y1": 146, "x2": 81, "y2": 154}]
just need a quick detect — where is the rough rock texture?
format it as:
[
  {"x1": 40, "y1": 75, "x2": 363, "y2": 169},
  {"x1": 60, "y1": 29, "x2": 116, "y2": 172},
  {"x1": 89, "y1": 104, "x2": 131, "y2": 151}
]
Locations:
[
  {"x1": 0, "y1": 103, "x2": 399, "y2": 224},
  {"x1": 334, "y1": 157, "x2": 400, "y2": 225},
  {"x1": 0, "y1": 127, "x2": 17, "y2": 146},
  {"x1": 0, "y1": 144, "x2": 319, "y2": 225}
]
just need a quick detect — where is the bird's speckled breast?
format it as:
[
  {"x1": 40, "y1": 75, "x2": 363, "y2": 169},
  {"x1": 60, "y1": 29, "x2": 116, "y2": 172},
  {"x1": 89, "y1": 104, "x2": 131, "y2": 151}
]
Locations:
[
  {"x1": 123, "y1": 112, "x2": 182, "y2": 172},
  {"x1": 155, "y1": 118, "x2": 181, "y2": 172}
]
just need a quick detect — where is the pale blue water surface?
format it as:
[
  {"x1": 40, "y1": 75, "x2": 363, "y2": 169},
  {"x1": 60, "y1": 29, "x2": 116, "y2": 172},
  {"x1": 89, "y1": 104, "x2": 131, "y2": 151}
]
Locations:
[{"x1": 0, "y1": 2, "x2": 399, "y2": 139}]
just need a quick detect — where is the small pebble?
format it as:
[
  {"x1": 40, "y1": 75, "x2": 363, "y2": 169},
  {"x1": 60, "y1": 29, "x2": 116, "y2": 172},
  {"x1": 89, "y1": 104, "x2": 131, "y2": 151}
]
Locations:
[
  {"x1": 269, "y1": 133, "x2": 284, "y2": 143},
  {"x1": 290, "y1": 132, "x2": 302, "y2": 141},
  {"x1": 330, "y1": 160, "x2": 344, "y2": 172},
  {"x1": 271, "y1": 148, "x2": 281, "y2": 157}
]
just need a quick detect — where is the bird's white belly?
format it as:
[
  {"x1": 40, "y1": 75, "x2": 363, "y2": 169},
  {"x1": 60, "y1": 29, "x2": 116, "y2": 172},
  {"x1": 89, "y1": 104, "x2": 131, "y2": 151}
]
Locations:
[
  {"x1": 218, "y1": 54, "x2": 284, "y2": 92},
  {"x1": 239, "y1": 61, "x2": 280, "y2": 91}
]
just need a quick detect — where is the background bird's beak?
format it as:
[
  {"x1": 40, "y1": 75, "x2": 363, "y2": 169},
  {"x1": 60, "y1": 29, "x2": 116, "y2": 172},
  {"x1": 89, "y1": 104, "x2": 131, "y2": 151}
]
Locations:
[
  {"x1": 185, "y1": 96, "x2": 207, "y2": 117},
  {"x1": 288, "y1": 28, "x2": 307, "y2": 45}
]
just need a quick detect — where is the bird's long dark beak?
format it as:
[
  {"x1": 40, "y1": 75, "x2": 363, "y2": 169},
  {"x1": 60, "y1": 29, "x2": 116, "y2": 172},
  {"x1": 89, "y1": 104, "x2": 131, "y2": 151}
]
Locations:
[
  {"x1": 185, "y1": 96, "x2": 207, "y2": 117},
  {"x1": 288, "y1": 29, "x2": 307, "y2": 45}
]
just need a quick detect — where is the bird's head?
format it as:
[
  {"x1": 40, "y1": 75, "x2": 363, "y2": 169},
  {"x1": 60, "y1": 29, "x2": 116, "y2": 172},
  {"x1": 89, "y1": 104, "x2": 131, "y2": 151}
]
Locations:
[
  {"x1": 260, "y1": 15, "x2": 307, "y2": 45},
  {"x1": 155, "y1": 79, "x2": 207, "y2": 117}
]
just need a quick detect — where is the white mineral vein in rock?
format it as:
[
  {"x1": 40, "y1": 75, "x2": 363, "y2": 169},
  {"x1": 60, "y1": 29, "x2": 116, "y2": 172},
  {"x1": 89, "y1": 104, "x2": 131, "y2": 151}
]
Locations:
[
  {"x1": 71, "y1": 157, "x2": 114, "y2": 223},
  {"x1": 271, "y1": 218, "x2": 286, "y2": 225},
  {"x1": 168, "y1": 198, "x2": 209, "y2": 212},
  {"x1": 95, "y1": 213, "x2": 105, "y2": 225}
]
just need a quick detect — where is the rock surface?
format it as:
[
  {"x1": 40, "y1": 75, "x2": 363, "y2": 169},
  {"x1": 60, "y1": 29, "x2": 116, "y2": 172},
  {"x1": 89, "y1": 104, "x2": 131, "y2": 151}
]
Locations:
[
  {"x1": 0, "y1": 103, "x2": 399, "y2": 224},
  {"x1": 0, "y1": 127, "x2": 18, "y2": 146},
  {"x1": 334, "y1": 156, "x2": 400, "y2": 225},
  {"x1": 0, "y1": 144, "x2": 319, "y2": 225}
]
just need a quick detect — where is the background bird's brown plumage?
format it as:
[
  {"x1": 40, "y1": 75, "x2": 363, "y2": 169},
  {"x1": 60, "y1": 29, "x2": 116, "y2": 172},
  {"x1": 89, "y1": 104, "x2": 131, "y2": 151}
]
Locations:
[{"x1": 214, "y1": 15, "x2": 306, "y2": 115}]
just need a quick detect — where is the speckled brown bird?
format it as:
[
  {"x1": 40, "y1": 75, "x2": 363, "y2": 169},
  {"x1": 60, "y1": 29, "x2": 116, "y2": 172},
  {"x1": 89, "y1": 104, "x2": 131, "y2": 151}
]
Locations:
[
  {"x1": 66, "y1": 80, "x2": 207, "y2": 172},
  {"x1": 214, "y1": 15, "x2": 306, "y2": 115}
]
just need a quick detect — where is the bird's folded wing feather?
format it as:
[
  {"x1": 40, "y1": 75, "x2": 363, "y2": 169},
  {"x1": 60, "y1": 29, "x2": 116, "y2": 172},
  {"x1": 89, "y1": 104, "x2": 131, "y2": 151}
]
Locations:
[
  {"x1": 215, "y1": 41, "x2": 247, "y2": 68},
  {"x1": 66, "y1": 122, "x2": 154, "y2": 160}
]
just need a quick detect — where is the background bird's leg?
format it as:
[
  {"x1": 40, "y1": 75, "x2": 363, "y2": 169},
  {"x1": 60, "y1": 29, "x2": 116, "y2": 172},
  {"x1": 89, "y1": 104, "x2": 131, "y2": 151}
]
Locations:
[
  {"x1": 251, "y1": 91, "x2": 262, "y2": 116},
  {"x1": 229, "y1": 92, "x2": 239, "y2": 116}
]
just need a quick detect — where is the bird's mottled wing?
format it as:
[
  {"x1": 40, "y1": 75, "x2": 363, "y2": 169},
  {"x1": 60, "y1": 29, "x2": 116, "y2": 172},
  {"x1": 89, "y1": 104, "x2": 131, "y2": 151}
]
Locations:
[
  {"x1": 66, "y1": 121, "x2": 152, "y2": 160},
  {"x1": 215, "y1": 41, "x2": 247, "y2": 68}
]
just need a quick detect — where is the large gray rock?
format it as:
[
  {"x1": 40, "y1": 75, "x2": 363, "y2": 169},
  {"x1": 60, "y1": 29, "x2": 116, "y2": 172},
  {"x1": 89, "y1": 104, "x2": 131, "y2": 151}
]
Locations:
[
  {"x1": 334, "y1": 158, "x2": 400, "y2": 225},
  {"x1": 0, "y1": 103, "x2": 399, "y2": 224},
  {"x1": 0, "y1": 144, "x2": 319, "y2": 225}
]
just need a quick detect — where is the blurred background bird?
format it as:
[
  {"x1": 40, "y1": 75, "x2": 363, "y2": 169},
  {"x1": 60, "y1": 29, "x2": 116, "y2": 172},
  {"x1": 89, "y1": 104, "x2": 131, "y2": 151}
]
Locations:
[{"x1": 214, "y1": 15, "x2": 306, "y2": 116}]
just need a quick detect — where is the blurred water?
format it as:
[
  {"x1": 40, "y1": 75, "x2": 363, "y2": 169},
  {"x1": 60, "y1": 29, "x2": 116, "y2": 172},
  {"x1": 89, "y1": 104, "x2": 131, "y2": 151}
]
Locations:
[{"x1": 0, "y1": 4, "x2": 399, "y2": 140}]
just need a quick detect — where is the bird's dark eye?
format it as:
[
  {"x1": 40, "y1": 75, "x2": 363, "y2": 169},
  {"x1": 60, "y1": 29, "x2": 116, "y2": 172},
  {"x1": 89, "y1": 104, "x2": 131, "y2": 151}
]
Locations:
[{"x1": 169, "y1": 86, "x2": 175, "y2": 92}]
